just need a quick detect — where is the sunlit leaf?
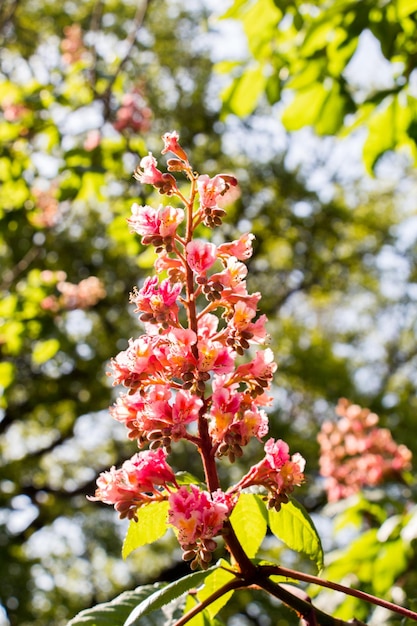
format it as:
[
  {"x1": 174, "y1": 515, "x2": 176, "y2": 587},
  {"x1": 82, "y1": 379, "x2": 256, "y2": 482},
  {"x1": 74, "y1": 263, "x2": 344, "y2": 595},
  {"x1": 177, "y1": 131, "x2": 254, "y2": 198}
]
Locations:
[
  {"x1": 66, "y1": 583, "x2": 167, "y2": 625},
  {"x1": 281, "y1": 83, "x2": 327, "y2": 131},
  {"x1": 196, "y1": 559, "x2": 236, "y2": 618},
  {"x1": 397, "y1": 0, "x2": 417, "y2": 17},
  {"x1": 222, "y1": 64, "x2": 266, "y2": 118},
  {"x1": 268, "y1": 498, "x2": 324, "y2": 571},
  {"x1": 363, "y1": 97, "x2": 410, "y2": 173},
  {"x1": 0, "y1": 361, "x2": 15, "y2": 388},
  {"x1": 31, "y1": 338, "x2": 60, "y2": 365},
  {"x1": 229, "y1": 493, "x2": 267, "y2": 558},
  {"x1": 122, "y1": 501, "x2": 170, "y2": 559},
  {"x1": 175, "y1": 471, "x2": 205, "y2": 486},
  {"x1": 124, "y1": 567, "x2": 216, "y2": 626}
]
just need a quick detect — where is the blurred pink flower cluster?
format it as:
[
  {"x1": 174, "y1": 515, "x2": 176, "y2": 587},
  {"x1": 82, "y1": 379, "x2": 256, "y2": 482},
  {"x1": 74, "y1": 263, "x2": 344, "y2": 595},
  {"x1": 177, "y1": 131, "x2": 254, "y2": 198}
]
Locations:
[
  {"x1": 318, "y1": 398, "x2": 412, "y2": 502},
  {"x1": 91, "y1": 132, "x2": 305, "y2": 568},
  {"x1": 41, "y1": 274, "x2": 106, "y2": 312},
  {"x1": 61, "y1": 24, "x2": 86, "y2": 65},
  {"x1": 31, "y1": 187, "x2": 60, "y2": 228},
  {"x1": 113, "y1": 88, "x2": 152, "y2": 134}
]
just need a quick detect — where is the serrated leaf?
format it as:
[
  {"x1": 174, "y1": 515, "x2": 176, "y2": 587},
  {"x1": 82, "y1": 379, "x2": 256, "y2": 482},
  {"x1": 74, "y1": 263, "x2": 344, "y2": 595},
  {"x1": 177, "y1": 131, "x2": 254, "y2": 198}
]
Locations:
[
  {"x1": 124, "y1": 567, "x2": 216, "y2": 626},
  {"x1": 268, "y1": 498, "x2": 324, "y2": 571},
  {"x1": 67, "y1": 583, "x2": 166, "y2": 625},
  {"x1": 122, "y1": 501, "x2": 169, "y2": 559},
  {"x1": 229, "y1": 493, "x2": 267, "y2": 558},
  {"x1": 197, "y1": 559, "x2": 236, "y2": 618}
]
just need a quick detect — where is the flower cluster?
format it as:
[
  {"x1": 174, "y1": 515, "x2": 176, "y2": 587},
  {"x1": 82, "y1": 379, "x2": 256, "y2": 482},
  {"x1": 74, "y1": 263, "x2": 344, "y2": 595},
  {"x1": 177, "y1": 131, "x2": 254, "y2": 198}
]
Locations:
[
  {"x1": 61, "y1": 24, "x2": 86, "y2": 65},
  {"x1": 41, "y1": 274, "x2": 106, "y2": 312},
  {"x1": 30, "y1": 186, "x2": 60, "y2": 228},
  {"x1": 231, "y1": 438, "x2": 306, "y2": 510},
  {"x1": 168, "y1": 486, "x2": 233, "y2": 570},
  {"x1": 88, "y1": 448, "x2": 176, "y2": 520},
  {"x1": 318, "y1": 398, "x2": 413, "y2": 502},
  {"x1": 91, "y1": 132, "x2": 305, "y2": 567},
  {"x1": 113, "y1": 88, "x2": 152, "y2": 134}
]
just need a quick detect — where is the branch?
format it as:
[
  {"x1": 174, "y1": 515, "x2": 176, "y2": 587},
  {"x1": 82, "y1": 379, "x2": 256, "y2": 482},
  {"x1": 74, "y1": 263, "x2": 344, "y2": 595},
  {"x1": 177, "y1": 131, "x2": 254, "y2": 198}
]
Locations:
[
  {"x1": 1, "y1": 246, "x2": 41, "y2": 290},
  {"x1": 260, "y1": 564, "x2": 417, "y2": 622},
  {"x1": 100, "y1": 0, "x2": 152, "y2": 116},
  {"x1": 258, "y1": 577, "x2": 366, "y2": 626}
]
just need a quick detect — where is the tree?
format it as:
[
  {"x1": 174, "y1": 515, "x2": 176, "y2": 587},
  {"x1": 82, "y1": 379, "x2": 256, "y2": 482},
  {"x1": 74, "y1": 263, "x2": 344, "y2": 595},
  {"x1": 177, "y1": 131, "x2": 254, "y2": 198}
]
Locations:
[{"x1": 1, "y1": 0, "x2": 417, "y2": 624}]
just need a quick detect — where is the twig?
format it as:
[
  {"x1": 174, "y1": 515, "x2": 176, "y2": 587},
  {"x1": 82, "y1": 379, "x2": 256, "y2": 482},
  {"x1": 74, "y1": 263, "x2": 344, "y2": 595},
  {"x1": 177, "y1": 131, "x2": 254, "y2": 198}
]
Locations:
[
  {"x1": 173, "y1": 578, "x2": 245, "y2": 626},
  {"x1": 100, "y1": 0, "x2": 152, "y2": 116},
  {"x1": 1, "y1": 246, "x2": 40, "y2": 290}
]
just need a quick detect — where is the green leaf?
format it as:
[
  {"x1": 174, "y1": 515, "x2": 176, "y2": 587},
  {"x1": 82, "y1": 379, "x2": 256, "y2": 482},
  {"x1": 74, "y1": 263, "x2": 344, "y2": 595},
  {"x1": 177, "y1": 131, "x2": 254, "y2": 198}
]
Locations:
[
  {"x1": 122, "y1": 501, "x2": 169, "y2": 559},
  {"x1": 281, "y1": 83, "x2": 327, "y2": 131},
  {"x1": 240, "y1": 0, "x2": 281, "y2": 58},
  {"x1": 197, "y1": 559, "x2": 236, "y2": 618},
  {"x1": 124, "y1": 567, "x2": 217, "y2": 626},
  {"x1": 31, "y1": 338, "x2": 60, "y2": 365},
  {"x1": 222, "y1": 64, "x2": 266, "y2": 118},
  {"x1": 76, "y1": 171, "x2": 105, "y2": 201},
  {"x1": 314, "y1": 82, "x2": 347, "y2": 135},
  {"x1": 67, "y1": 583, "x2": 166, "y2": 626},
  {"x1": 0, "y1": 361, "x2": 15, "y2": 389},
  {"x1": 397, "y1": 0, "x2": 417, "y2": 17},
  {"x1": 175, "y1": 471, "x2": 205, "y2": 486},
  {"x1": 229, "y1": 493, "x2": 268, "y2": 558},
  {"x1": 363, "y1": 96, "x2": 410, "y2": 174},
  {"x1": 268, "y1": 498, "x2": 324, "y2": 571}
]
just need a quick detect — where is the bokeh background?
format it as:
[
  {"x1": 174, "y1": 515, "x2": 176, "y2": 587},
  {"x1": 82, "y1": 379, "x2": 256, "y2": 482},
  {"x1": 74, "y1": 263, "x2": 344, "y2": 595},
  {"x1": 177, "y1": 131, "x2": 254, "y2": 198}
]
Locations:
[{"x1": 2, "y1": 0, "x2": 417, "y2": 624}]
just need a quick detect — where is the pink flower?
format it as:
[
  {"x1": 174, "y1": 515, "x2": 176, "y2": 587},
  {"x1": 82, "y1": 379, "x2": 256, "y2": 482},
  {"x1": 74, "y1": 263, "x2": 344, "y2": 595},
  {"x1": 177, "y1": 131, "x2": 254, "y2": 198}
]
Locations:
[
  {"x1": 132, "y1": 276, "x2": 182, "y2": 327},
  {"x1": 230, "y1": 301, "x2": 268, "y2": 344},
  {"x1": 172, "y1": 390, "x2": 204, "y2": 425},
  {"x1": 231, "y1": 405, "x2": 269, "y2": 445},
  {"x1": 235, "y1": 348, "x2": 276, "y2": 379},
  {"x1": 186, "y1": 240, "x2": 217, "y2": 274},
  {"x1": 217, "y1": 233, "x2": 255, "y2": 261},
  {"x1": 230, "y1": 438, "x2": 305, "y2": 509},
  {"x1": 113, "y1": 91, "x2": 152, "y2": 134},
  {"x1": 264, "y1": 438, "x2": 291, "y2": 469},
  {"x1": 110, "y1": 335, "x2": 162, "y2": 389},
  {"x1": 318, "y1": 398, "x2": 413, "y2": 502},
  {"x1": 134, "y1": 153, "x2": 164, "y2": 185},
  {"x1": 161, "y1": 130, "x2": 189, "y2": 162},
  {"x1": 128, "y1": 203, "x2": 184, "y2": 239},
  {"x1": 134, "y1": 153, "x2": 178, "y2": 194},
  {"x1": 208, "y1": 384, "x2": 242, "y2": 442},
  {"x1": 110, "y1": 391, "x2": 146, "y2": 440},
  {"x1": 197, "y1": 338, "x2": 235, "y2": 374},
  {"x1": 168, "y1": 485, "x2": 231, "y2": 547},
  {"x1": 89, "y1": 448, "x2": 176, "y2": 520},
  {"x1": 154, "y1": 250, "x2": 185, "y2": 281},
  {"x1": 84, "y1": 129, "x2": 101, "y2": 151},
  {"x1": 197, "y1": 174, "x2": 238, "y2": 209}
]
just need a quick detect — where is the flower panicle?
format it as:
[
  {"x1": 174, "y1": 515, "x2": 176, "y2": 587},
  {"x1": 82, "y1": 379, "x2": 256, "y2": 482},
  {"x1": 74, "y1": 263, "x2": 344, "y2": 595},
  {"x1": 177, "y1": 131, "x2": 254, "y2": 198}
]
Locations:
[{"x1": 91, "y1": 131, "x2": 306, "y2": 565}]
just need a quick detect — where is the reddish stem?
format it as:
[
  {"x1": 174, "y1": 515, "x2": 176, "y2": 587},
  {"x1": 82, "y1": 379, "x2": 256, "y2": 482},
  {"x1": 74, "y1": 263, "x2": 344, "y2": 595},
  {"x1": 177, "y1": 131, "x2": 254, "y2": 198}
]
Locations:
[{"x1": 259, "y1": 564, "x2": 417, "y2": 622}]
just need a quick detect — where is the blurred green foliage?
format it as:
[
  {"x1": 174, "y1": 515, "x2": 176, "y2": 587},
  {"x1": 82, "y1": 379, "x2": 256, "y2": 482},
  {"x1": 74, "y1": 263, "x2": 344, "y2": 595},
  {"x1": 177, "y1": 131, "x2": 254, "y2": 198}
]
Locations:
[{"x1": 219, "y1": 0, "x2": 417, "y2": 173}]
